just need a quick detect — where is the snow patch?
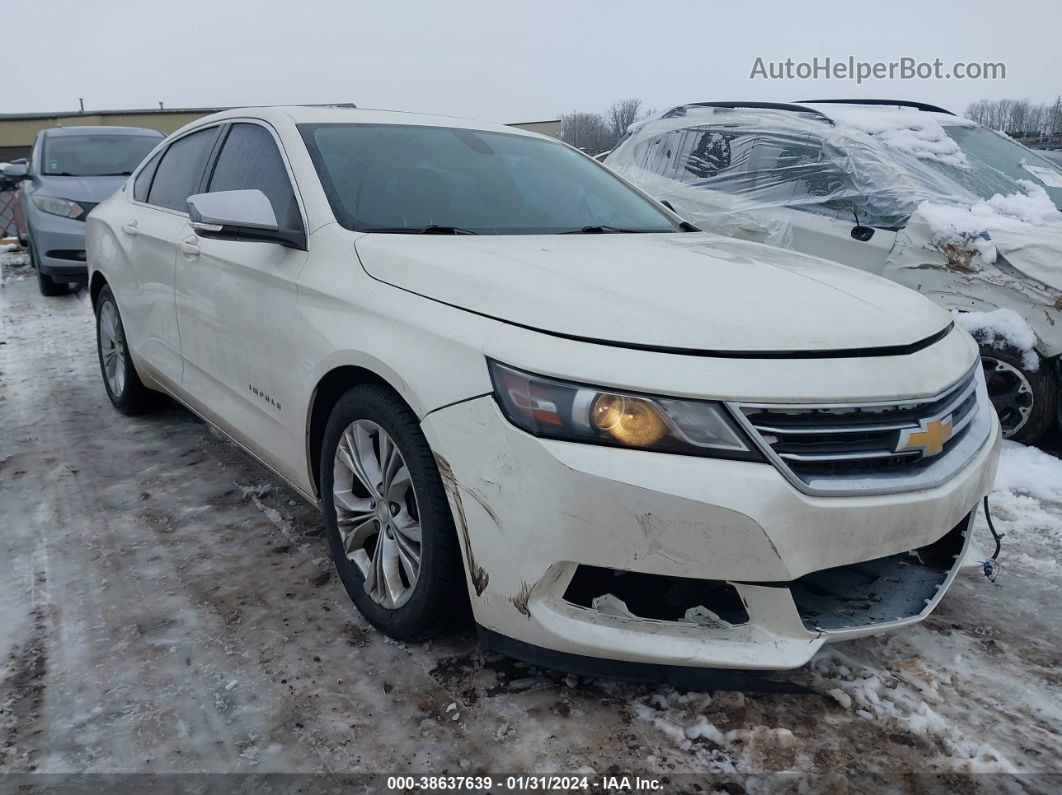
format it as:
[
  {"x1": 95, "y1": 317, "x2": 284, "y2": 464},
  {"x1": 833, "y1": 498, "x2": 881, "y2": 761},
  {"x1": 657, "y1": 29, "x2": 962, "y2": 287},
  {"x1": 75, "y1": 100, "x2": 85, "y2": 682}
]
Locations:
[
  {"x1": 0, "y1": 247, "x2": 31, "y2": 287},
  {"x1": 810, "y1": 652, "x2": 1018, "y2": 773},
  {"x1": 822, "y1": 108, "x2": 969, "y2": 168},
  {"x1": 952, "y1": 308, "x2": 1039, "y2": 370},
  {"x1": 236, "y1": 482, "x2": 305, "y2": 548},
  {"x1": 917, "y1": 181, "x2": 1062, "y2": 258},
  {"x1": 994, "y1": 440, "x2": 1062, "y2": 504},
  {"x1": 987, "y1": 180, "x2": 1062, "y2": 224}
]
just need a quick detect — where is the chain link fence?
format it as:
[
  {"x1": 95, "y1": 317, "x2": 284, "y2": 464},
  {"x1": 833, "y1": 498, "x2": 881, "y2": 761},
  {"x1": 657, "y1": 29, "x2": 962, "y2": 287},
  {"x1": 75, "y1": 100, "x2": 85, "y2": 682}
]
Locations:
[{"x1": 1, "y1": 186, "x2": 22, "y2": 240}]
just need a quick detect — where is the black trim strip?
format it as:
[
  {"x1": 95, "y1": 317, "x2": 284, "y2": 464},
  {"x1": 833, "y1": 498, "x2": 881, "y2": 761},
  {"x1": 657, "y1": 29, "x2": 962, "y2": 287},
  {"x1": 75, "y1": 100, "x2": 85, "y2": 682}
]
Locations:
[
  {"x1": 370, "y1": 270, "x2": 955, "y2": 359},
  {"x1": 493, "y1": 319, "x2": 955, "y2": 360},
  {"x1": 478, "y1": 627, "x2": 817, "y2": 694},
  {"x1": 421, "y1": 391, "x2": 492, "y2": 419}
]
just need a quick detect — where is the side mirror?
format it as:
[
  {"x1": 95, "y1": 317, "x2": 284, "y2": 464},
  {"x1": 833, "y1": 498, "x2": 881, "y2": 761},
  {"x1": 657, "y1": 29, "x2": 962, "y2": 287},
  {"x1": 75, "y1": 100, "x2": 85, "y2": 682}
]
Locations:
[
  {"x1": 187, "y1": 189, "x2": 305, "y2": 249},
  {"x1": 2, "y1": 163, "x2": 30, "y2": 181},
  {"x1": 188, "y1": 189, "x2": 278, "y2": 230}
]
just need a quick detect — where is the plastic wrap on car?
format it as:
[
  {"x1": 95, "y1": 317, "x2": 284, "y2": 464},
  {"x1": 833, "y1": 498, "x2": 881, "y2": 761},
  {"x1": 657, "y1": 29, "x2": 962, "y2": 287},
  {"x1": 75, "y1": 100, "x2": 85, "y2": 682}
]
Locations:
[{"x1": 604, "y1": 106, "x2": 1013, "y2": 246}]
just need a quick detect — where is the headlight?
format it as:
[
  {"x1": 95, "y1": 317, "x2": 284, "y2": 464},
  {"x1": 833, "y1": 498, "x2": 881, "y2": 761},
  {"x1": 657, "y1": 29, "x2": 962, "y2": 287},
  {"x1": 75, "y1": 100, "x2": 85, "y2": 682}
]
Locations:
[
  {"x1": 487, "y1": 360, "x2": 763, "y2": 461},
  {"x1": 32, "y1": 195, "x2": 84, "y2": 219}
]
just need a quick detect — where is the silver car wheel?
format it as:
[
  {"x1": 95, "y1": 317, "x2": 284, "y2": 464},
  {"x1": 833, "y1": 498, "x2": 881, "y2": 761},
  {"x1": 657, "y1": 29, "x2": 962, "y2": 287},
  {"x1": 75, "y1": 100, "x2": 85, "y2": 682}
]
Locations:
[
  {"x1": 98, "y1": 299, "x2": 127, "y2": 397},
  {"x1": 332, "y1": 419, "x2": 422, "y2": 608}
]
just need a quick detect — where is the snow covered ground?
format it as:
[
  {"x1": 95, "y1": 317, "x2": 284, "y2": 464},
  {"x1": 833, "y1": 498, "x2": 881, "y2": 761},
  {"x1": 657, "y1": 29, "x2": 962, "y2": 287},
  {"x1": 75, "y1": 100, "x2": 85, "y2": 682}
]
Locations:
[{"x1": 2, "y1": 251, "x2": 1061, "y2": 791}]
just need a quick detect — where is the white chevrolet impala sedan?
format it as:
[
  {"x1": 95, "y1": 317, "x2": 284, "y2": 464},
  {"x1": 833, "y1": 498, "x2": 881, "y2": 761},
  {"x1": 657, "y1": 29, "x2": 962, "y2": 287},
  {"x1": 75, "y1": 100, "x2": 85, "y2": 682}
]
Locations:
[{"x1": 86, "y1": 106, "x2": 1000, "y2": 682}]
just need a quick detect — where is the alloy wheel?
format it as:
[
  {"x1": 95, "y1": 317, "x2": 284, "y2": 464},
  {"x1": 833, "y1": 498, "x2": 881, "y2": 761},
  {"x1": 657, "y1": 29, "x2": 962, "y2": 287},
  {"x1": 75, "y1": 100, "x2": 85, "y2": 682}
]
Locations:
[
  {"x1": 98, "y1": 300, "x2": 127, "y2": 397},
  {"x1": 982, "y1": 355, "x2": 1033, "y2": 438},
  {"x1": 332, "y1": 419, "x2": 422, "y2": 608}
]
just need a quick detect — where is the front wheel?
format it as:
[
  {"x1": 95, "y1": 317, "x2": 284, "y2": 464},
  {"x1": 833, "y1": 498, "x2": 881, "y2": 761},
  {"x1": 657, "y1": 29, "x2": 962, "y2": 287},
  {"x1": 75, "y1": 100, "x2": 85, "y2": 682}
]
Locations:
[
  {"x1": 29, "y1": 237, "x2": 66, "y2": 296},
  {"x1": 95, "y1": 285, "x2": 156, "y2": 415},
  {"x1": 980, "y1": 345, "x2": 1057, "y2": 443},
  {"x1": 321, "y1": 384, "x2": 468, "y2": 642}
]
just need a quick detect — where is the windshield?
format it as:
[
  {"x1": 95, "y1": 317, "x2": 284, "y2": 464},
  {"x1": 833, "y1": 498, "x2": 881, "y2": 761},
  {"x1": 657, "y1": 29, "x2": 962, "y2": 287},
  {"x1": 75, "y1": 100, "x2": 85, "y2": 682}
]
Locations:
[
  {"x1": 42, "y1": 133, "x2": 161, "y2": 177},
  {"x1": 932, "y1": 125, "x2": 1062, "y2": 210},
  {"x1": 298, "y1": 123, "x2": 680, "y2": 234}
]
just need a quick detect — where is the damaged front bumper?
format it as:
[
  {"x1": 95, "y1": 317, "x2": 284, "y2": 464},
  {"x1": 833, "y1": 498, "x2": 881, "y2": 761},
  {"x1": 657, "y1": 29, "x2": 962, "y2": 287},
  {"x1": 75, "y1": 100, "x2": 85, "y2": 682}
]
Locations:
[{"x1": 422, "y1": 394, "x2": 1000, "y2": 672}]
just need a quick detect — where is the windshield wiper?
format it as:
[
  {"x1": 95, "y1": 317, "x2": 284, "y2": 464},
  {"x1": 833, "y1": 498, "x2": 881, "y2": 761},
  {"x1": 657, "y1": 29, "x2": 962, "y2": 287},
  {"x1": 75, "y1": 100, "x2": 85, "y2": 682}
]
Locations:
[
  {"x1": 561, "y1": 225, "x2": 674, "y2": 234},
  {"x1": 359, "y1": 225, "x2": 478, "y2": 235},
  {"x1": 95, "y1": 171, "x2": 133, "y2": 177},
  {"x1": 562, "y1": 225, "x2": 632, "y2": 234},
  {"x1": 421, "y1": 224, "x2": 477, "y2": 235}
]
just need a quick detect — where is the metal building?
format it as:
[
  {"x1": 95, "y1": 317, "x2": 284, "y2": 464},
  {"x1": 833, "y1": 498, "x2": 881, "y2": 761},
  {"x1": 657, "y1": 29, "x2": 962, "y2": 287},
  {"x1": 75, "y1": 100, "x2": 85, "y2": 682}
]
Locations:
[{"x1": 0, "y1": 108, "x2": 562, "y2": 161}]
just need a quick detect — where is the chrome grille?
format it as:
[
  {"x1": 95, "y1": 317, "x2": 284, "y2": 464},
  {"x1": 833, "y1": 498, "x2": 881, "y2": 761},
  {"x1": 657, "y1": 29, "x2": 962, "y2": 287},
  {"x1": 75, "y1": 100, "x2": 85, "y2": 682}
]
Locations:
[{"x1": 730, "y1": 366, "x2": 994, "y2": 496}]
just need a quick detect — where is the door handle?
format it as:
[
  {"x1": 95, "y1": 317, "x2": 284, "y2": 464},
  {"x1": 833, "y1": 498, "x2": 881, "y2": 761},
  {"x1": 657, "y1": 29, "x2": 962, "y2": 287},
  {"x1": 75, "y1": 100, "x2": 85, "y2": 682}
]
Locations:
[
  {"x1": 121, "y1": 220, "x2": 138, "y2": 236},
  {"x1": 179, "y1": 235, "x2": 201, "y2": 257}
]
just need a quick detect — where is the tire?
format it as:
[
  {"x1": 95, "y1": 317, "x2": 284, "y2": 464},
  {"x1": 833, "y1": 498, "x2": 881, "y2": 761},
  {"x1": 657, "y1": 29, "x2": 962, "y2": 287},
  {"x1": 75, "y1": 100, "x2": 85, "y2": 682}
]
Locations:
[
  {"x1": 95, "y1": 285, "x2": 155, "y2": 415},
  {"x1": 29, "y1": 236, "x2": 66, "y2": 296},
  {"x1": 980, "y1": 344, "x2": 1057, "y2": 444},
  {"x1": 321, "y1": 384, "x2": 468, "y2": 641}
]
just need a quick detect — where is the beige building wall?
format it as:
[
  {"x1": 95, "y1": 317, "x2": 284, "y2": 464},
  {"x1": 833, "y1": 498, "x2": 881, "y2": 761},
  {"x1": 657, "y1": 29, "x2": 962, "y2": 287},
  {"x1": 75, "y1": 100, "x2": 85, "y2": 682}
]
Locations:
[
  {"x1": 1, "y1": 109, "x2": 563, "y2": 160},
  {"x1": 0, "y1": 109, "x2": 221, "y2": 159},
  {"x1": 507, "y1": 119, "x2": 562, "y2": 139}
]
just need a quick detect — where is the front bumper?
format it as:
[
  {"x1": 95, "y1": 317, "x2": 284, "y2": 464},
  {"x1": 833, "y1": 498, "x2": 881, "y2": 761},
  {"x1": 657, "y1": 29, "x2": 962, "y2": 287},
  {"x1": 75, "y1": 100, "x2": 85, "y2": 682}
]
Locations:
[
  {"x1": 422, "y1": 396, "x2": 1000, "y2": 671},
  {"x1": 28, "y1": 210, "x2": 88, "y2": 281}
]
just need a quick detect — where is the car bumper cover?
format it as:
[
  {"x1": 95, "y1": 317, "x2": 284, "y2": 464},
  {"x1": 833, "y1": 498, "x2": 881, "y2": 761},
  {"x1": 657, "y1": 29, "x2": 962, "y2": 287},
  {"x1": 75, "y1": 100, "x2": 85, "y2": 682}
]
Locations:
[{"x1": 422, "y1": 395, "x2": 1000, "y2": 671}]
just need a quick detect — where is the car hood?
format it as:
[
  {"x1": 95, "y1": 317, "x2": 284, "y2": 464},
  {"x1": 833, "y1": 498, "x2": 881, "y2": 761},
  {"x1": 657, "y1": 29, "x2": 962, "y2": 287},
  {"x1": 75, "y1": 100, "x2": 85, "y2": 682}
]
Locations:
[
  {"x1": 36, "y1": 175, "x2": 127, "y2": 204},
  {"x1": 355, "y1": 232, "x2": 952, "y2": 353},
  {"x1": 984, "y1": 223, "x2": 1062, "y2": 293}
]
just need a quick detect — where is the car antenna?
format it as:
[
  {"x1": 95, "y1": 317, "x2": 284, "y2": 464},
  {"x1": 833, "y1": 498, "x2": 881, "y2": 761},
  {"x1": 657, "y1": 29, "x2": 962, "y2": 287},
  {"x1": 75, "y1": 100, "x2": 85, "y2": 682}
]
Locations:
[{"x1": 850, "y1": 208, "x2": 874, "y2": 242}]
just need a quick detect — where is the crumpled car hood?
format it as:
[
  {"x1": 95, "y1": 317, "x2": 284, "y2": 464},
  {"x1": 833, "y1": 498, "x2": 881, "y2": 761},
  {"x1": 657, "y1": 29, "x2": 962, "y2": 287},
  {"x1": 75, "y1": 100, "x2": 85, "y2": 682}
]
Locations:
[
  {"x1": 985, "y1": 223, "x2": 1062, "y2": 293},
  {"x1": 355, "y1": 232, "x2": 952, "y2": 353}
]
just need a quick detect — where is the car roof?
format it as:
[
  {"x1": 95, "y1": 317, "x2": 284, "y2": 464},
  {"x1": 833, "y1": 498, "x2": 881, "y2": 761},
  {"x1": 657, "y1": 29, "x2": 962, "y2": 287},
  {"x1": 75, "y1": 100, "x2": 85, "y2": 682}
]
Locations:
[
  {"x1": 42, "y1": 125, "x2": 164, "y2": 137},
  {"x1": 176, "y1": 105, "x2": 546, "y2": 140}
]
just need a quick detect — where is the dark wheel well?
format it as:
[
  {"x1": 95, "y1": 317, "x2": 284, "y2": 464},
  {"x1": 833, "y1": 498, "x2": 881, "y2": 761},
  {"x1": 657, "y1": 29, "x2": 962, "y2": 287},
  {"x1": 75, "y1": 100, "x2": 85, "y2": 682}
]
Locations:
[
  {"x1": 89, "y1": 272, "x2": 108, "y2": 310},
  {"x1": 308, "y1": 367, "x2": 398, "y2": 496}
]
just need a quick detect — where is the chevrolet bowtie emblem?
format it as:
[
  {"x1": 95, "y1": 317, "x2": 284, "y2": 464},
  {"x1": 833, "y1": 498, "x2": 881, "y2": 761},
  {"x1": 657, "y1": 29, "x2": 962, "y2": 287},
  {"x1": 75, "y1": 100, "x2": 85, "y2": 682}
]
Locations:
[{"x1": 896, "y1": 416, "x2": 954, "y2": 458}]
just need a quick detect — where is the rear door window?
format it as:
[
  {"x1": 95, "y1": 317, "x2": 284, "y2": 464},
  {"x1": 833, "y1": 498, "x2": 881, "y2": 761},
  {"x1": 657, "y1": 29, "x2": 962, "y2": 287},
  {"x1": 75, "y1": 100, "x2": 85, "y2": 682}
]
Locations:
[
  {"x1": 147, "y1": 127, "x2": 220, "y2": 212},
  {"x1": 207, "y1": 123, "x2": 302, "y2": 232},
  {"x1": 630, "y1": 127, "x2": 760, "y2": 192}
]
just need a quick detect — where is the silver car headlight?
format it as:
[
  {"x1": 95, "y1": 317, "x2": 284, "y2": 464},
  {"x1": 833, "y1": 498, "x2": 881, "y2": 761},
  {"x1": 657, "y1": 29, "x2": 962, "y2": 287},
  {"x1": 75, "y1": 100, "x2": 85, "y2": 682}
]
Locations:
[
  {"x1": 32, "y1": 195, "x2": 85, "y2": 219},
  {"x1": 487, "y1": 360, "x2": 763, "y2": 461}
]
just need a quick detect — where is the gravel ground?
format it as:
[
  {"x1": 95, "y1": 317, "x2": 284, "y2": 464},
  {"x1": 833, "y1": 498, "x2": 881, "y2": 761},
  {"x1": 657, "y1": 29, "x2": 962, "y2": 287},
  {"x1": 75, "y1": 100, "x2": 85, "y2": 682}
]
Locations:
[{"x1": 2, "y1": 250, "x2": 1061, "y2": 793}]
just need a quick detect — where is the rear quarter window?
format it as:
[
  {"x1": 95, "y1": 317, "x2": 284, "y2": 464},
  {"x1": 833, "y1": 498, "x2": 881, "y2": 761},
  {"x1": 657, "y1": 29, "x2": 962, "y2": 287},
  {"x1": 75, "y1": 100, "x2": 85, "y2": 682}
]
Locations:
[{"x1": 133, "y1": 151, "x2": 162, "y2": 203}]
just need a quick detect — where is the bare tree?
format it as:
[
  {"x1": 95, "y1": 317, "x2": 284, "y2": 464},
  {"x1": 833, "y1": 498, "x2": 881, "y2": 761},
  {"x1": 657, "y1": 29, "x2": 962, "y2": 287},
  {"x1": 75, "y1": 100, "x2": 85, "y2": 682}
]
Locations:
[
  {"x1": 606, "y1": 98, "x2": 650, "y2": 144},
  {"x1": 560, "y1": 111, "x2": 612, "y2": 154},
  {"x1": 1027, "y1": 103, "x2": 1047, "y2": 139},
  {"x1": 964, "y1": 99, "x2": 990, "y2": 126},
  {"x1": 964, "y1": 95, "x2": 1062, "y2": 143},
  {"x1": 988, "y1": 99, "x2": 1013, "y2": 131},
  {"x1": 1049, "y1": 97, "x2": 1062, "y2": 138},
  {"x1": 1009, "y1": 99, "x2": 1032, "y2": 136}
]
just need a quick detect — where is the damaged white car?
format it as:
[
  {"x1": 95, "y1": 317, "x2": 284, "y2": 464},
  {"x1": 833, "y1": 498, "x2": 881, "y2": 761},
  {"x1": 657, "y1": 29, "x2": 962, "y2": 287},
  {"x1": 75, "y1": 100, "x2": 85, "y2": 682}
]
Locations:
[
  {"x1": 605, "y1": 100, "x2": 1062, "y2": 443},
  {"x1": 86, "y1": 106, "x2": 1000, "y2": 682}
]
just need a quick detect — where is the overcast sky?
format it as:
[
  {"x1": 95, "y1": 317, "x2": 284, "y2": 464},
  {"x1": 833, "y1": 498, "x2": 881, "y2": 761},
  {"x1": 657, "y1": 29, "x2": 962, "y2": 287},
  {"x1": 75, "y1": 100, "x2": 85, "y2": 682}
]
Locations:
[{"x1": 5, "y1": 0, "x2": 1060, "y2": 122}]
